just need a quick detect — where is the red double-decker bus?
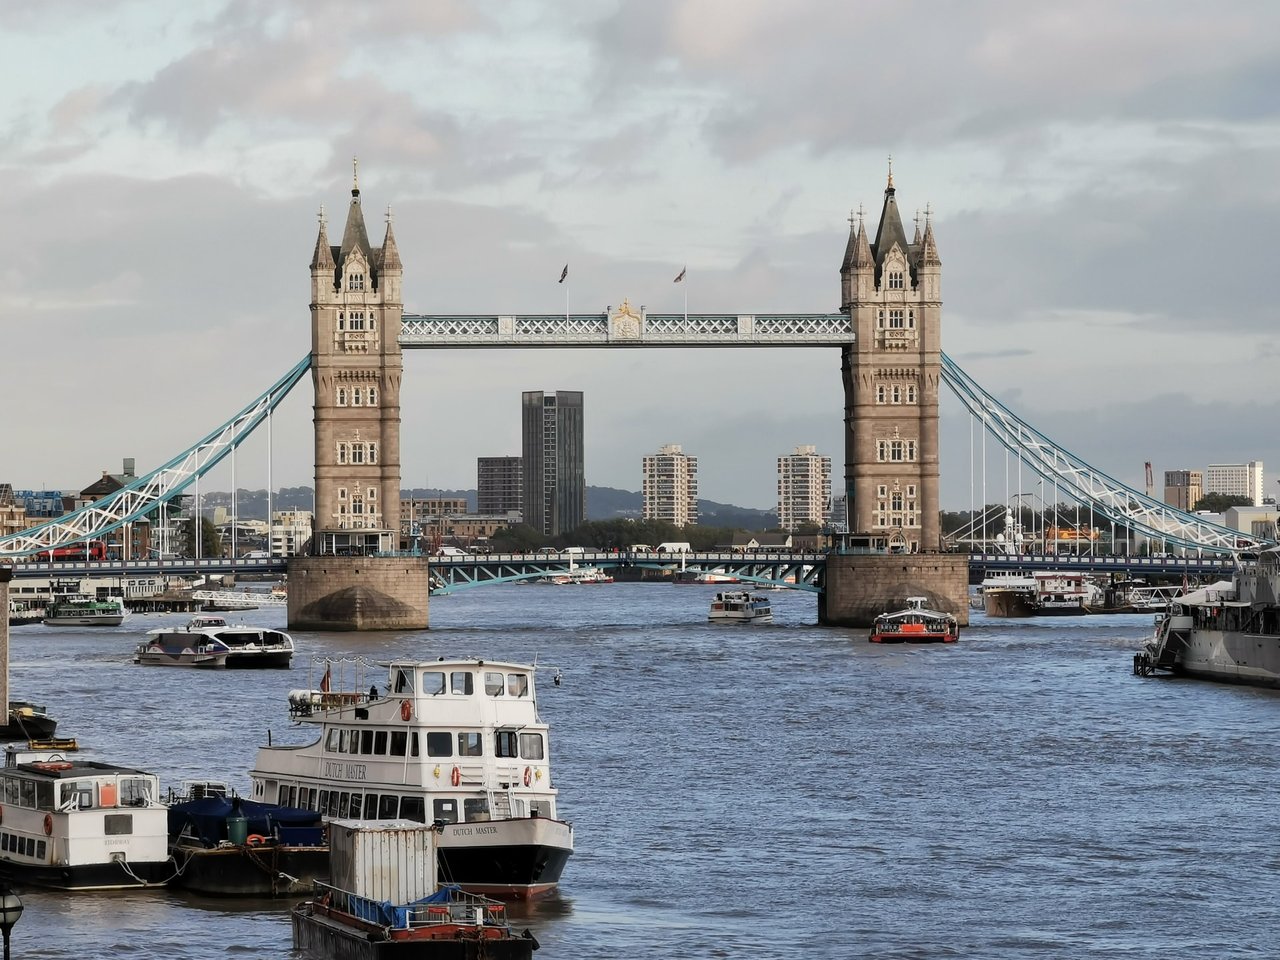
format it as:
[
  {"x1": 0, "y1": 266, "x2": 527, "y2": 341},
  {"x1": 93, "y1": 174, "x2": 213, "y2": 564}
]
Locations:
[{"x1": 33, "y1": 542, "x2": 108, "y2": 562}]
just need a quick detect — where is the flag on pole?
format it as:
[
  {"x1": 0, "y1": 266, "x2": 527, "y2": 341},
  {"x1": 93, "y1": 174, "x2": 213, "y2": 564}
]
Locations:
[
  {"x1": 673, "y1": 266, "x2": 686, "y2": 283},
  {"x1": 558, "y1": 264, "x2": 568, "y2": 283},
  {"x1": 319, "y1": 665, "x2": 331, "y2": 693}
]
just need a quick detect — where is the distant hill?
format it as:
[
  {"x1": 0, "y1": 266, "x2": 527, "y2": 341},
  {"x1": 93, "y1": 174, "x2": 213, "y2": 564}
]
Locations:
[{"x1": 200, "y1": 485, "x2": 774, "y2": 527}]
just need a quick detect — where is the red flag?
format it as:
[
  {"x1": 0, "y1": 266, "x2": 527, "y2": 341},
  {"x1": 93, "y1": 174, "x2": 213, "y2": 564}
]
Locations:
[
  {"x1": 558, "y1": 264, "x2": 568, "y2": 283},
  {"x1": 319, "y1": 665, "x2": 331, "y2": 693},
  {"x1": 673, "y1": 266, "x2": 686, "y2": 283}
]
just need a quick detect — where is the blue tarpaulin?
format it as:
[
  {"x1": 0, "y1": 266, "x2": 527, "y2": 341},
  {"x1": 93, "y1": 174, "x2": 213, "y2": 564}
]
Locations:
[{"x1": 168, "y1": 796, "x2": 323, "y2": 846}]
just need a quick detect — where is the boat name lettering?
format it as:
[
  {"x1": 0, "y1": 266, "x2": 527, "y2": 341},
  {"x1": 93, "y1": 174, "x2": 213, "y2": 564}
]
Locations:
[
  {"x1": 323, "y1": 760, "x2": 367, "y2": 781},
  {"x1": 450, "y1": 825, "x2": 499, "y2": 836},
  {"x1": 104, "y1": 838, "x2": 129, "y2": 846}
]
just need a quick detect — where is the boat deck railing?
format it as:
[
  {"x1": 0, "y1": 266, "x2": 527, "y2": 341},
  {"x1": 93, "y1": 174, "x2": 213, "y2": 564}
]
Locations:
[{"x1": 314, "y1": 881, "x2": 508, "y2": 930}]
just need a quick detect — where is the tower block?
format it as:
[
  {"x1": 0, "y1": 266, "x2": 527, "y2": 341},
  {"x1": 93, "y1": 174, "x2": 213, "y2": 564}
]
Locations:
[
  {"x1": 288, "y1": 168, "x2": 428, "y2": 631},
  {"x1": 820, "y1": 169, "x2": 969, "y2": 627}
]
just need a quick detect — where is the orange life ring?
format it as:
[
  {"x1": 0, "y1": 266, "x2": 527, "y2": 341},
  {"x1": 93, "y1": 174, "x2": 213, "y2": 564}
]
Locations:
[
  {"x1": 43, "y1": 813, "x2": 53, "y2": 836},
  {"x1": 400, "y1": 699, "x2": 412, "y2": 722},
  {"x1": 450, "y1": 765, "x2": 461, "y2": 787},
  {"x1": 523, "y1": 766, "x2": 532, "y2": 787},
  {"x1": 246, "y1": 834, "x2": 267, "y2": 846}
]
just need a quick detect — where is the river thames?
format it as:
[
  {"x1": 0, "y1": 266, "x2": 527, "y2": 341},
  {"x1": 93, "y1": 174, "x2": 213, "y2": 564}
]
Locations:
[{"x1": 5, "y1": 582, "x2": 1277, "y2": 959}]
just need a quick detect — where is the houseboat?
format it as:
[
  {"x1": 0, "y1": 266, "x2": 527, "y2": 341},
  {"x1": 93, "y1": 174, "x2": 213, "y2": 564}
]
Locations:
[
  {"x1": 251, "y1": 658, "x2": 573, "y2": 899},
  {"x1": 0, "y1": 757, "x2": 172, "y2": 889},
  {"x1": 870, "y1": 597, "x2": 960, "y2": 643}
]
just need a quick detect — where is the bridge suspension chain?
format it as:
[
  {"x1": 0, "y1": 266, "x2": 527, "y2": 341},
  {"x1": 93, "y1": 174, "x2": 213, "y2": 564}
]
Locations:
[
  {"x1": 940, "y1": 353, "x2": 1259, "y2": 552},
  {"x1": 0, "y1": 355, "x2": 312, "y2": 560}
]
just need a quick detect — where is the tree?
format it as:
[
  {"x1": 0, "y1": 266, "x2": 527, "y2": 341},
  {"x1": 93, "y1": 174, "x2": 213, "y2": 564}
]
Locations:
[
  {"x1": 1192, "y1": 493, "x2": 1253, "y2": 513},
  {"x1": 179, "y1": 517, "x2": 223, "y2": 558},
  {"x1": 489, "y1": 524, "x2": 546, "y2": 553}
]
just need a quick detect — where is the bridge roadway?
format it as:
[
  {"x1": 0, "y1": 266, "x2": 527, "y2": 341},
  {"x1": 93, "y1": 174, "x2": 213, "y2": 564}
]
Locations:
[{"x1": 5, "y1": 551, "x2": 1237, "y2": 591}]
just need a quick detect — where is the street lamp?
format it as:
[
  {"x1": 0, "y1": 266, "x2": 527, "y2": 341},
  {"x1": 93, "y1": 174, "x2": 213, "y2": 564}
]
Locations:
[{"x1": 0, "y1": 884, "x2": 23, "y2": 960}]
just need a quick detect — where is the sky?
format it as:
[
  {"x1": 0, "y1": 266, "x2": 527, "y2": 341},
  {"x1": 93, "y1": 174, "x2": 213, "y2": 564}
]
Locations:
[{"x1": 3, "y1": 0, "x2": 1280, "y2": 512}]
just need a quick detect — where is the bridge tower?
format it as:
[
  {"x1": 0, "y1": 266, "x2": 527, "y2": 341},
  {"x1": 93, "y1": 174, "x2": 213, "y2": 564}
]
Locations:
[
  {"x1": 821, "y1": 167, "x2": 968, "y2": 626},
  {"x1": 288, "y1": 165, "x2": 428, "y2": 630}
]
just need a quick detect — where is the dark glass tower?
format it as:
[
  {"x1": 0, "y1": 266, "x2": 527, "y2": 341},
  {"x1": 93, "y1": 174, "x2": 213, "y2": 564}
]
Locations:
[{"x1": 521, "y1": 391, "x2": 585, "y2": 537}]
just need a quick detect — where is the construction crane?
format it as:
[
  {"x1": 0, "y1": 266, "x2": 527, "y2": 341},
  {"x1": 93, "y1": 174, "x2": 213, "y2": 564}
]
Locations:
[{"x1": 1145, "y1": 461, "x2": 1154, "y2": 499}]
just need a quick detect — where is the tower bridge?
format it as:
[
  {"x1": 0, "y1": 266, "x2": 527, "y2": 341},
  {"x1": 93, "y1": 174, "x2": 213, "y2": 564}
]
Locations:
[{"x1": 1, "y1": 166, "x2": 1263, "y2": 630}]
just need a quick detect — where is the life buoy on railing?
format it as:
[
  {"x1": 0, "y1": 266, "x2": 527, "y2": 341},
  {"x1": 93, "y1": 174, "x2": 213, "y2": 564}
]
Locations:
[
  {"x1": 43, "y1": 813, "x2": 53, "y2": 836},
  {"x1": 246, "y1": 834, "x2": 267, "y2": 846},
  {"x1": 523, "y1": 766, "x2": 532, "y2": 787},
  {"x1": 450, "y1": 766, "x2": 461, "y2": 787},
  {"x1": 400, "y1": 699, "x2": 413, "y2": 722}
]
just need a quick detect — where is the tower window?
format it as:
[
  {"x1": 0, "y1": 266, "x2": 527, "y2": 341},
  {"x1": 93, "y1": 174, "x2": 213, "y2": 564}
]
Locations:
[
  {"x1": 907, "y1": 440, "x2": 917, "y2": 461},
  {"x1": 337, "y1": 314, "x2": 346, "y2": 331},
  {"x1": 888, "y1": 271, "x2": 904, "y2": 290},
  {"x1": 369, "y1": 442, "x2": 378, "y2": 464},
  {"x1": 877, "y1": 310, "x2": 885, "y2": 329},
  {"x1": 890, "y1": 440, "x2": 904, "y2": 462},
  {"x1": 337, "y1": 443, "x2": 348, "y2": 465},
  {"x1": 876, "y1": 385, "x2": 887, "y2": 404},
  {"x1": 352, "y1": 388, "x2": 363, "y2": 407},
  {"x1": 907, "y1": 385, "x2": 917, "y2": 404},
  {"x1": 891, "y1": 385, "x2": 902, "y2": 404},
  {"x1": 352, "y1": 445, "x2": 365, "y2": 465},
  {"x1": 349, "y1": 273, "x2": 365, "y2": 292},
  {"x1": 889, "y1": 309, "x2": 905, "y2": 329},
  {"x1": 337, "y1": 387, "x2": 347, "y2": 406},
  {"x1": 877, "y1": 441, "x2": 888, "y2": 462},
  {"x1": 368, "y1": 386, "x2": 378, "y2": 405},
  {"x1": 908, "y1": 309, "x2": 916, "y2": 329}
]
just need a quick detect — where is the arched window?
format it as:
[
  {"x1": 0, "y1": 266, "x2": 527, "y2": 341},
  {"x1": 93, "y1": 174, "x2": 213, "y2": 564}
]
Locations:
[
  {"x1": 337, "y1": 387, "x2": 347, "y2": 406},
  {"x1": 352, "y1": 445, "x2": 365, "y2": 465},
  {"x1": 888, "y1": 270, "x2": 904, "y2": 290},
  {"x1": 352, "y1": 388, "x2": 363, "y2": 407},
  {"x1": 367, "y1": 487, "x2": 377, "y2": 501},
  {"x1": 906, "y1": 385, "x2": 917, "y2": 404},
  {"x1": 337, "y1": 443, "x2": 348, "y2": 465},
  {"x1": 907, "y1": 309, "x2": 915, "y2": 329},
  {"x1": 877, "y1": 310, "x2": 885, "y2": 329},
  {"x1": 891, "y1": 385, "x2": 902, "y2": 404},
  {"x1": 876, "y1": 441, "x2": 888, "y2": 462},
  {"x1": 348, "y1": 273, "x2": 365, "y2": 292},
  {"x1": 368, "y1": 442, "x2": 378, "y2": 464},
  {"x1": 876, "y1": 385, "x2": 887, "y2": 404},
  {"x1": 890, "y1": 440, "x2": 904, "y2": 462},
  {"x1": 907, "y1": 440, "x2": 917, "y2": 461},
  {"x1": 368, "y1": 386, "x2": 378, "y2": 405},
  {"x1": 337, "y1": 313, "x2": 346, "y2": 331}
]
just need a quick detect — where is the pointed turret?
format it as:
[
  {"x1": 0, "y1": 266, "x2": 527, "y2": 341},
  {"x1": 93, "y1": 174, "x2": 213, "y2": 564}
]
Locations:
[
  {"x1": 339, "y1": 180, "x2": 375, "y2": 275},
  {"x1": 920, "y1": 214, "x2": 940, "y2": 266},
  {"x1": 840, "y1": 212, "x2": 858, "y2": 274},
  {"x1": 871, "y1": 169, "x2": 911, "y2": 270},
  {"x1": 853, "y1": 217, "x2": 873, "y2": 269},
  {"x1": 378, "y1": 206, "x2": 402, "y2": 274},
  {"x1": 310, "y1": 209, "x2": 335, "y2": 272}
]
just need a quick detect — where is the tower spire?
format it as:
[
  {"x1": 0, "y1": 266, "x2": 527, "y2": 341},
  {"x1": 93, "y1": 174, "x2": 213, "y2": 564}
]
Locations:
[{"x1": 352, "y1": 156, "x2": 360, "y2": 198}]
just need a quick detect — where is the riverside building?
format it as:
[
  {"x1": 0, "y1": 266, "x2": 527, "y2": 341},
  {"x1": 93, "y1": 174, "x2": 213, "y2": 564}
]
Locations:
[
  {"x1": 777, "y1": 445, "x2": 832, "y2": 531},
  {"x1": 1205, "y1": 461, "x2": 1265, "y2": 507},
  {"x1": 521, "y1": 391, "x2": 585, "y2": 537}
]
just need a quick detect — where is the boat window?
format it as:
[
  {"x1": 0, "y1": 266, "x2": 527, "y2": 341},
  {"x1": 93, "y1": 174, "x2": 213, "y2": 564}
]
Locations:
[
  {"x1": 1, "y1": 835, "x2": 8, "y2": 852},
  {"x1": 338, "y1": 792, "x2": 351, "y2": 818},
  {"x1": 422, "y1": 671, "x2": 446, "y2": 695},
  {"x1": 463, "y1": 798, "x2": 490, "y2": 822},
  {"x1": 319, "y1": 789, "x2": 329, "y2": 813},
  {"x1": 36, "y1": 782, "x2": 54, "y2": 810},
  {"x1": 394, "y1": 670, "x2": 412, "y2": 694},
  {"x1": 285, "y1": 786, "x2": 297, "y2": 808},
  {"x1": 346, "y1": 729, "x2": 360, "y2": 755},
  {"x1": 529, "y1": 800, "x2": 552, "y2": 818},
  {"x1": 20, "y1": 780, "x2": 35, "y2": 808},
  {"x1": 495, "y1": 731, "x2": 518, "y2": 758},
  {"x1": 400, "y1": 796, "x2": 425, "y2": 823},
  {"x1": 432, "y1": 798, "x2": 458, "y2": 824},
  {"x1": 348, "y1": 794, "x2": 362, "y2": 818},
  {"x1": 378, "y1": 795, "x2": 398, "y2": 819},
  {"x1": 326, "y1": 729, "x2": 340, "y2": 752},
  {"x1": 336, "y1": 730, "x2": 348, "y2": 752},
  {"x1": 507, "y1": 673, "x2": 528, "y2": 697},
  {"x1": 104, "y1": 814, "x2": 133, "y2": 836},
  {"x1": 484, "y1": 672, "x2": 504, "y2": 696},
  {"x1": 426, "y1": 732, "x2": 452, "y2": 757},
  {"x1": 327, "y1": 792, "x2": 340, "y2": 817},
  {"x1": 458, "y1": 733, "x2": 482, "y2": 756},
  {"x1": 451, "y1": 672, "x2": 473, "y2": 695},
  {"x1": 519, "y1": 733, "x2": 545, "y2": 760},
  {"x1": 373, "y1": 731, "x2": 388, "y2": 755},
  {"x1": 360, "y1": 730, "x2": 374, "y2": 754},
  {"x1": 37, "y1": 840, "x2": 45, "y2": 859},
  {"x1": 390, "y1": 731, "x2": 407, "y2": 757},
  {"x1": 2, "y1": 779, "x2": 15, "y2": 804}
]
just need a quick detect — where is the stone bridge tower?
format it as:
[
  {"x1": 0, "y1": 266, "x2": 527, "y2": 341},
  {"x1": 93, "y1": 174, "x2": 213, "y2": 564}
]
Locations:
[
  {"x1": 839, "y1": 167, "x2": 941, "y2": 553},
  {"x1": 288, "y1": 165, "x2": 427, "y2": 631},
  {"x1": 821, "y1": 167, "x2": 968, "y2": 627}
]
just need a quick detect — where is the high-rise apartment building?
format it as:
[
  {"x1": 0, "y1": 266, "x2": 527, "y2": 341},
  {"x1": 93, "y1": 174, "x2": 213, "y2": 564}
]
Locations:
[
  {"x1": 521, "y1": 391, "x2": 585, "y2": 537},
  {"x1": 1163, "y1": 469, "x2": 1203, "y2": 512},
  {"x1": 1205, "y1": 461, "x2": 1264, "y2": 507},
  {"x1": 477, "y1": 457, "x2": 523, "y2": 517},
  {"x1": 777, "y1": 445, "x2": 832, "y2": 531},
  {"x1": 642, "y1": 444, "x2": 699, "y2": 526}
]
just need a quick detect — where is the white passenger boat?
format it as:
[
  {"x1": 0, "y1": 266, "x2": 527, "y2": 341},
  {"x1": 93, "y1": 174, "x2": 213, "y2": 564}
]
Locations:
[
  {"x1": 0, "y1": 756, "x2": 172, "y2": 889},
  {"x1": 250, "y1": 658, "x2": 573, "y2": 899},
  {"x1": 708, "y1": 590, "x2": 773, "y2": 623},
  {"x1": 135, "y1": 614, "x2": 294, "y2": 669},
  {"x1": 870, "y1": 597, "x2": 959, "y2": 643},
  {"x1": 42, "y1": 595, "x2": 127, "y2": 627}
]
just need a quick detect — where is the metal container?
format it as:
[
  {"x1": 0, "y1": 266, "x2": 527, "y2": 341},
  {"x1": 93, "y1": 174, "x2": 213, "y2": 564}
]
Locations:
[
  {"x1": 327, "y1": 819, "x2": 437, "y2": 905},
  {"x1": 226, "y1": 815, "x2": 248, "y2": 845}
]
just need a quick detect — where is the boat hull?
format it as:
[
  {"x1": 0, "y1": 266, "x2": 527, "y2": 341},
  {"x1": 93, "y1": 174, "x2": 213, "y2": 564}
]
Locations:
[
  {"x1": 870, "y1": 632, "x2": 956, "y2": 644},
  {"x1": 1172, "y1": 630, "x2": 1280, "y2": 688},
  {"x1": 224, "y1": 651, "x2": 294, "y2": 669},
  {"x1": 292, "y1": 903, "x2": 536, "y2": 959},
  {"x1": 42, "y1": 614, "x2": 126, "y2": 627},
  {"x1": 135, "y1": 652, "x2": 228, "y2": 668},
  {"x1": 983, "y1": 590, "x2": 1036, "y2": 618},
  {"x1": 0, "y1": 856, "x2": 173, "y2": 891},
  {"x1": 435, "y1": 817, "x2": 573, "y2": 900},
  {"x1": 170, "y1": 842, "x2": 329, "y2": 896}
]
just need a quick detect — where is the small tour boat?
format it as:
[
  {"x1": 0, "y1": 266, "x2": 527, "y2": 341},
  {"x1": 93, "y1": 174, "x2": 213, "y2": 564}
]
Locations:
[
  {"x1": 251, "y1": 657, "x2": 573, "y2": 899},
  {"x1": 42, "y1": 595, "x2": 126, "y2": 627},
  {"x1": 707, "y1": 590, "x2": 773, "y2": 623},
  {"x1": 135, "y1": 614, "x2": 294, "y2": 669},
  {"x1": 291, "y1": 820, "x2": 537, "y2": 959},
  {"x1": 167, "y1": 782, "x2": 328, "y2": 897},
  {"x1": 870, "y1": 597, "x2": 959, "y2": 643},
  {"x1": 0, "y1": 755, "x2": 172, "y2": 889}
]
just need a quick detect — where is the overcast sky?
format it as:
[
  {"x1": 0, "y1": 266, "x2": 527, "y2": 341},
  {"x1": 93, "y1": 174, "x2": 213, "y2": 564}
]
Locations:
[{"x1": 3, "y1": 0, "x2": 1279, "y2": 511}]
